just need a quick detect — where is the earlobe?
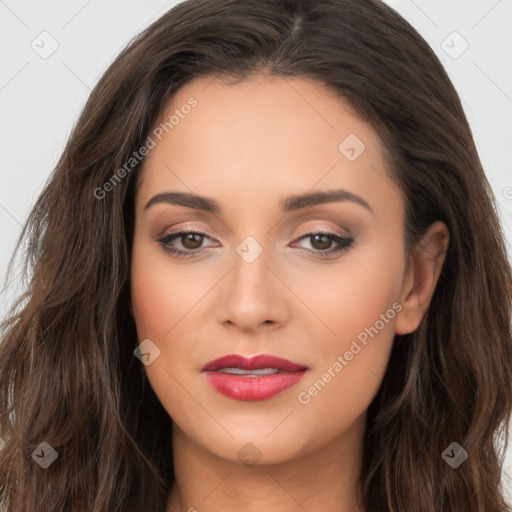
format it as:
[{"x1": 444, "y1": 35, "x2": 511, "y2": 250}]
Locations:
[{"x1": 395, "y1": 221, "x2": 449, "y2": 335}]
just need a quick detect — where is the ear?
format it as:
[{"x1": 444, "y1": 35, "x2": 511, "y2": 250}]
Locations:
[{"x1": 395, "y1": 221, "x2": 449, "y2": 335}]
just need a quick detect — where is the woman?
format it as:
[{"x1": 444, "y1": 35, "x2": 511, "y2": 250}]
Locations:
[{"x1": 1, "y1": 0, "x2": 511, "y2": 511}]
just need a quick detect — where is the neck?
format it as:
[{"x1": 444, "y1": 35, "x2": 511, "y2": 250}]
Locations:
[{"x1": 166, "y1": 413, "x2": 367, "y2": 512}]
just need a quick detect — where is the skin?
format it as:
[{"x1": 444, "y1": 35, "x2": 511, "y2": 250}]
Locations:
[{"x1": 130, "y1": 74, "x2": 449, "y2": 512}]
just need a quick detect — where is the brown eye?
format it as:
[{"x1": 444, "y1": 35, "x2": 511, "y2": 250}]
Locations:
[
  {"x1": 181, "y1": 233, "x2": 204, "y2": 250},
  {"x1": 309, "y1": 234, "x2": 333, "y2": 251},
  {"x1": 293, "y1": 231, "x2": 354, "y2": 258},
  {"x1": 157, "y1": 230, "x2": 215, "y2": 257}
]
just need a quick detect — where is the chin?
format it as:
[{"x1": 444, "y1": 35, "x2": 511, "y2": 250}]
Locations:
[{"x1": 196, "y1": 426, "x2": 311, "y2": 467}]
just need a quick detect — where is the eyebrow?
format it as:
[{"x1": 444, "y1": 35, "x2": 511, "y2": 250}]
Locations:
[{"x1": 144, "y1": 189, "x2": 374, "y2": 216}]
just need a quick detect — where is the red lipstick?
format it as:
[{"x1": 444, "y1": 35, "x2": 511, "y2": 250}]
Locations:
[{"x1": 201, "y1": 354, "x2": 309, "y2": 401}]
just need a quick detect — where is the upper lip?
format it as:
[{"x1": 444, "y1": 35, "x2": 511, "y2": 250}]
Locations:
[{"x1": 201, "y1": 354, "x2": 308, "y2": 372}]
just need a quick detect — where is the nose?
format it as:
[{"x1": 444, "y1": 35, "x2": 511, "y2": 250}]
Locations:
[{"x1": 218, "y1": 244, "x2": 290, "y2": 333}]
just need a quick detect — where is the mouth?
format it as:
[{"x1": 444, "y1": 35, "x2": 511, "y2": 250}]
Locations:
[{"x1": 201, "y1": 354, "x2": 309, "y2": 401}]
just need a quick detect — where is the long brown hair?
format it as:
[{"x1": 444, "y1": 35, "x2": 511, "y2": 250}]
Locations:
[{"x1": 1, "y1": 0, "x2": 511, "y2": 510}]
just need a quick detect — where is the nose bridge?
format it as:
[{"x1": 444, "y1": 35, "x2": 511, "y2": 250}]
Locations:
[
  {"x1": 219, "y1": 231, "x2": 288, "y2": 330},
  {"x1": 231, "y1": 232, "x2": 273, "y2": 301}
]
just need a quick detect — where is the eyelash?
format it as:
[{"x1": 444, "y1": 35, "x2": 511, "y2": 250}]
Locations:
[{"x1": 157, "y1": 229, "x2": 354, "y2": 259}]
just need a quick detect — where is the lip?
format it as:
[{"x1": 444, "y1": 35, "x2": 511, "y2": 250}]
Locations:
[
  {"x1": 201, "y1": 354, "x2": 309, "y2": 401},
  {"x1": 201, "y1": 354, "x2": 307, "y2": 372}
]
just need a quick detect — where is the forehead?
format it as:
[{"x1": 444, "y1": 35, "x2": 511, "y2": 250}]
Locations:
[{"x1": 136, "y1": 74, "x2": 401, "y2": 222}]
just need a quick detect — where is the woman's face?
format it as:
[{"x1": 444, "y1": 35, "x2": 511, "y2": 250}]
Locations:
[{"x1": 130, "y1": 74, "x2": 412, "y2": 465}]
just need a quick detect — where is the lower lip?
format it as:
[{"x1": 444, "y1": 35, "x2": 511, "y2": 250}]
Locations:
[{"x1": 203, "y1": 370, "x2": 308, "y2": 401}]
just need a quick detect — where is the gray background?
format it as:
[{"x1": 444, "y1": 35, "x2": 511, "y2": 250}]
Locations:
[{"x1": 0, "y1": 0, "x2": 511, "y2": 500}]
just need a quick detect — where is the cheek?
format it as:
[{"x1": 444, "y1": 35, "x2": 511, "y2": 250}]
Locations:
[
  {"x1": 130, "y1": 244, "x2": 217, "y2": 413},
  {"x1": 292, "y1": 245, "x2": 403, "y2": 426},
  {"x1": 294, "y1": 235, "x2": 403, "y2": 352},
  {"x1": 331, "y1": 265, "x2": 400, "y2": 346},
  {"x1": 293, "y1": 296, "x2": 397, "y2": 445},
  {"x1": 130, "y1": 240, "x2": 210, "y2": 341},
  {"x1": 130, "y1": 256, "x2": 195, "y2": 424}
]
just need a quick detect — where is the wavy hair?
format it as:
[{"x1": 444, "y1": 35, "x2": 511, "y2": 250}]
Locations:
[{"x1": 1, "y1": 0, "x2": 511, "y2": 510}]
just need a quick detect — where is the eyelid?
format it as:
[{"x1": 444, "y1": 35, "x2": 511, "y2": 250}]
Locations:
[
  {"x1": 162, "y1": 226, "x2": 219, "y2": 246},
  {"x1": 159, "y1": 223, "x2": 215, "y2": 238},
  {"x1": 293, "y1": 223, "x2": 350, "y2": 239}
]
